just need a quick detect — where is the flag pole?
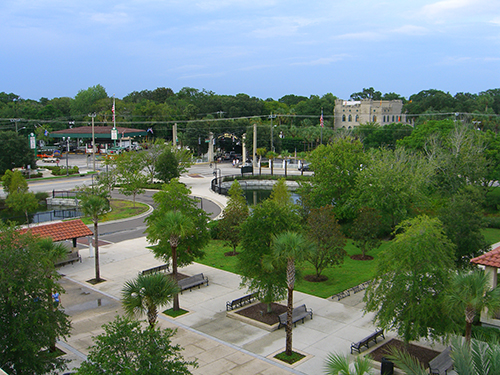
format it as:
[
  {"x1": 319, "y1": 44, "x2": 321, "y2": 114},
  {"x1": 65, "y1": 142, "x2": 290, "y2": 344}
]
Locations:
[
  {"x1": 112, "y1": 95, "x2": 116, "y2": 147},
  {"x1": 320, "y1": 108, "x2": 324, "y2": 145}
]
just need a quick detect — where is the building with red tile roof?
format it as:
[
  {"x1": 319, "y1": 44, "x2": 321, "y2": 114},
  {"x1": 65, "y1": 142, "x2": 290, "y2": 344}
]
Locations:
[
  {"x1": 471, "y1": 246, "x2": 500, "y2": 328},
  {"x1": 18, "y1": 219, "x2": 93, "y2": 244}
]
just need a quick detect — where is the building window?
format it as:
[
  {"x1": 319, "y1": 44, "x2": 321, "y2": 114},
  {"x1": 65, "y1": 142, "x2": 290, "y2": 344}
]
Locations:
[
  {"x1": 355, "y1": 115, "x2": 359, "y2": 122},
  {"x1": 342, "y1": 114, "x2": 346, "y2": 121},
  {"x1": 348, "y1": 115, "x2": 352, "y2": 122},
  {"x1": 373, "y1": 115, "x2": 377, "y2": 122},
  {"x1": 392, "y1": 115, "x2": 395, "y2": 122}
]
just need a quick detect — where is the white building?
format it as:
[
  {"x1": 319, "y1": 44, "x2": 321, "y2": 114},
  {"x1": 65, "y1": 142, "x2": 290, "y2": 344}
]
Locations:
[{"x1": 334, "y1": 99, "x2": 407, "y2": 129}]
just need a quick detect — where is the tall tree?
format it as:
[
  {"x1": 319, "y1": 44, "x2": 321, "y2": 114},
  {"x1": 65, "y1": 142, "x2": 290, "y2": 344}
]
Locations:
[
  {"x1": 138, "y1": 138, "x2": 167, "y2": 184},
  {"x1": 305, "y1": 205, "x2": 346, "y2": 280},
  {"x1": 349, "y1": 207, "x2": 383, "y2": 260},
  {"x1": 0, "y1": 224, "x2": 71, "y2": 375},
  {"x1": 0, "y1": 131, "x2": 36, "y2": 175},
  {"x1": 272, "y1": 231, "x2": 309, "y2": 357},
  {"x1": 238, "y1": 180, "x2": 301, "y2": 311},
  {"x1": 77, "y1": 185, "x2": 110, "y2": 283},
  {"x1": 353, "y1": 147, "x2": 432, "y2": 230},
  {"x1": 70, "y1": 84, "x2": 108, "y2": 116},
  {"x1": 77, "y1": 316, "x2": 197, "y2": 375},
  {"x1": 439, "y1": 188, "x2": 489, "y2": 267},
  {"x1": 122, "y1": 273, "x2": 180, "y2": 327},
  {"x1": 218, "y1": 180, "x2": 249, "y2": 255},
  {"x1": 364, "y1": 215, "x2": 457, "y2": 345},
  {"x1": 145, "y1": 179, "x2": 210, "y2": 311},
  {"x1": 304, "y1": 137, "x2": 366, "y2": 218},
  {"x1": 2, "y1": 169, "x2": 39, "y2": 226},
  {"x1": 114, "y1": 151, "x2": 147, "y2": 206},
  {"x1": 446, "y1": 269, "x2": 500, "y2": 344}
]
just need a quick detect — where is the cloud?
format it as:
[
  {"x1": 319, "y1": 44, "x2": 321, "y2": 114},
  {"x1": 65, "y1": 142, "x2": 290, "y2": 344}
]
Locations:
[
  {"x1": 291, "y1": 55, "x2": 348, "y2": 66},
  {"x1": 391, "y1": 25, "x2": 429, "y2": 36},
  {"x1": 334, "y1": 31, "x2": 381, "y2": 41},
  {"x1": 421, "y1": 0, "x2": 475, "y2": 18},
  {"x1": 88, "y1": 11, "x2": 131, "y2": 26},
  {"x1": 250, "y1": 16, "x2": 317, "y2": 38}
]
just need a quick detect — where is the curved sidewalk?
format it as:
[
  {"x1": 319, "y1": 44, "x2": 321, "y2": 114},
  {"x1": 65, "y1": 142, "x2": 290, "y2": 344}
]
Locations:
[{"x1": 56, "y1": 171, "x2": 393, "y2": 374}]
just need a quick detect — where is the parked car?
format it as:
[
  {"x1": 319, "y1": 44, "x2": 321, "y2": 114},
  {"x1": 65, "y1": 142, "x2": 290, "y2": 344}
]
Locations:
[{"x1": 298, "y1": 162, "x2": 311, "y2": 171}]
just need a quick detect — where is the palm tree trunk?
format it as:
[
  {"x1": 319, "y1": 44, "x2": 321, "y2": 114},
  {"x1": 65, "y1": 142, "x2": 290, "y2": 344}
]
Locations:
[
  {"x1": 286, "y1": 286, "x2": 293, "y2": 356},
  {"x1": 172, "y1": 245, "x2": 180, "y2": 311},
  {"x1": 286, "y1": 258, "x2": 295, "y2": 356},
  {"x1": 271, "y1": 159, "x2": 274, "y2": 175},
  {"x1": 94, "y1": 221, "x2": 100, "y2": 282}
]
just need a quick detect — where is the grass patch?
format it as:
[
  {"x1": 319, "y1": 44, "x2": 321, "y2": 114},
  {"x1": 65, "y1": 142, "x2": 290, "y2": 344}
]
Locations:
[
  {"x1": 274, "y1": 351, "x2": 305, "y2": 364},
  {"x1": 163, "y1": 308, "x2": 189, "y2": 317},
  {"x1": 79, "y1": 199, "x2": 149, "y2": 225},
  {"x1": 198, "y1": 239, "x2": 386, "y2": 299},
  {"x1": 481, "y1": 228, "x2": 500, "y2": 246}
]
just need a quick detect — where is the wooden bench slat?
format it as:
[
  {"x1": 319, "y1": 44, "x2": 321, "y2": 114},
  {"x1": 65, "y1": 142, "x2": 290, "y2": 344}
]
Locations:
[
  {"x1": 278, "y1": 304, "x2": 313, "y2": 329},
  {"x1": 429, "y1": 346, "x2": 453, "y2": 375},
  {"x1": 178, "y1": 273, "x2": 209, "y2": 293},
  {"x1": 350, "y1": 330, "x2": 385, "y2": 354},
  {"x1": 226, "y1": 293, "x2": 256, "y2": 311}
]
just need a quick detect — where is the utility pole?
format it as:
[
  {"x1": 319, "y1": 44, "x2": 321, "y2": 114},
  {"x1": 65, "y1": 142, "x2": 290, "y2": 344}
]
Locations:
[
  {"x1": 269, "y1": 112, "x2": 276, "y2": 152},
  {"x1": 88, "y1": 113, "x2": 97, "y2": 171},
  {"x1": 253, "y1": 123, "x2": 257, "y2": 170}
]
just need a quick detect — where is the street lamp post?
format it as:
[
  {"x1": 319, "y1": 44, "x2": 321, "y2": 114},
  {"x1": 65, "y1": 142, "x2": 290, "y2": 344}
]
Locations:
[
  {"x1": 63, "y1": 137, "x2": 70, "y2": 176},
  {"x1": 88, "y1": 113, "x2": 97, "y2": 171}
]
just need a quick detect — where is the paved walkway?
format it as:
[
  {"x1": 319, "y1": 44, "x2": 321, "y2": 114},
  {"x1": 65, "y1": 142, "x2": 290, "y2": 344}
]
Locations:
[{"x1": 53, "y1": 170, "x2": 447, "y2": 374}]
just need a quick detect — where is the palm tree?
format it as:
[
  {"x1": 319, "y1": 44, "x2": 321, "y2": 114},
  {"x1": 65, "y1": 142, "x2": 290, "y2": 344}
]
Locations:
[
  {"x1": 266, "y1": 151, "x2": 278, "y2": 176},
  {"x1": 78, "y1": 185, "x2": 110, "y2": 283},
  {"x1": 273, "y1": 231, "x2": 309, "y2": 357},
  {"x1": 122, "y1": 273, "x2": 180, "y2": 328},
  {"x1": 446, "y1": 269, "x2": 500, "y2": 343},
  {"x1": 256, "y1": 148, "x2": 267, "y2": 175},
  {"x1": 323, "y1": 353, "x2": 375, "y2": 375},
  {"x1": 158, "y1": 210, "x2": 194, "y2": 311}
]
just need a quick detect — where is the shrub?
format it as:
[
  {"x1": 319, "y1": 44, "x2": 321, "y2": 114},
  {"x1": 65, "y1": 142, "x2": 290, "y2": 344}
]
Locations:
[
  {"x1": 51, "y1": 166, "x2": 79, "y2": 176},
  {"x1": 207, "y1": 220, "x2": 220, "y2": 240},
  {"x1": 484, "y1": 216, "x2": 500, "y2": 229}
]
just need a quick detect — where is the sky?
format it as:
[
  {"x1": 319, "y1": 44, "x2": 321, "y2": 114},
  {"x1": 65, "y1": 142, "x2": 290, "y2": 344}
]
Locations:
[{"x1": 1, "y1": 0, "x2": 500, "y2": 102}]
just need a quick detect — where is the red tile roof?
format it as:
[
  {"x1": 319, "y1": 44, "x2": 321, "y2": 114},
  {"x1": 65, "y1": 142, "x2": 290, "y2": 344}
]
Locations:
[
  {"x1": 471, "y1": 246, "x2": 500, "y2": 268},
  {"x1": 19, "y1": 219, "x2": 93, "y2": 242}
]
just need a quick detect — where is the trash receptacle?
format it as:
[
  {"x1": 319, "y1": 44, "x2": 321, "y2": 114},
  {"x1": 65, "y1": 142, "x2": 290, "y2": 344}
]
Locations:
[{"x1": 381, "y1": 357, "x2": 394, "y2": 375}]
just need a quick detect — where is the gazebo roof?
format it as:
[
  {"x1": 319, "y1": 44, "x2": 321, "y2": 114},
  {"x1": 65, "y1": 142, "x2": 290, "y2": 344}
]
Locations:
[
  {"x1": 471, "y1": 246, "x2": 500, "y2": 268},
  {"x1": 18, "y1": 219, "x2": 93, "y2": 242},
  {"x1": 49, "y1": 126, "x2": 148, "y2": 139}
]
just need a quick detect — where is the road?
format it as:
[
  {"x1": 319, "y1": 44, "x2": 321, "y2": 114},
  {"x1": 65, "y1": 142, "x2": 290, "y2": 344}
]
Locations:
[{"x1": 21, "y1": 154, "x2": 310, "y2": 244}]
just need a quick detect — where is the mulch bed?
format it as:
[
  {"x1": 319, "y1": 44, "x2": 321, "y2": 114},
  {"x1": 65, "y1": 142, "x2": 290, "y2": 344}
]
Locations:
[
  {"x1": 304, "y1": 274, "x2": 328, "y2": 282},
  {"x1": 369, "y1": 338, "x2": 440, "y2": 369},
  {"x1": 235, "y1": 302, "x2": 287, "y2": 325},
  {"x1": 350, "y1": 254, "x2": 374, "y2": 260}
]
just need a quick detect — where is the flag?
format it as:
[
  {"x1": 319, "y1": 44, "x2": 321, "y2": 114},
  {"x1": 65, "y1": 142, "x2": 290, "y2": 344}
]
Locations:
[
  {"x1": 147, "y1": 127, "x2": 154, "y2": 134},
  {"x1": 320, "y1": 111, "x2": 324, "y2": 128},
  {"x1": 112, "y1": 103, "x2": 115, "y2": 122}
]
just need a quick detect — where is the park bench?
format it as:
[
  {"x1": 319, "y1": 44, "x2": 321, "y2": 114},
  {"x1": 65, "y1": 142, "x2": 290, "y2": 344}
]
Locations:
[
  {"x1": 332, "y1": 290, "x2": 350, "y2": 301},
  {"x1": 178, "y1": 273, "x2": 209, "y2": 293},
  {"x1": 55, "y1": 251, "x2": 81, "y2": 267},
  {"x1": 141, "y1": 264, "x2": 170, "y2": 275},
  {"x1": 428, "y1": 346, "x2": 453, "y2": 375},
  {"x1": 278, "y1": 304, "x2": 313, "y2": 329},
  {"x1": 226, "y1": 293, "x2": 256, "y2": 311},
  {"x1": 350, "y1": 329, "x2": 385, "y2": 354}
]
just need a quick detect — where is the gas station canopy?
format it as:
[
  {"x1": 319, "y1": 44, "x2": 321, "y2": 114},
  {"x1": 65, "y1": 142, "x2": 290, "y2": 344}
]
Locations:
[{"x1": 49, "y1": 126, "x2": 148, "y2": 139}]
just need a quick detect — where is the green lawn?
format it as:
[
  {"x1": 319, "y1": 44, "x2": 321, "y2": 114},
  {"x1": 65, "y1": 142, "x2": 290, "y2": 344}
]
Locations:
[
  {"x1": 79, "y1": 199, "x2": 149, "y2": 225},
  {"x1": 198, "y1": 228, "x2": 500, "y2": 300},
  {"x1": 198, "y1": 239, "x2": 389, "y2": 299}
]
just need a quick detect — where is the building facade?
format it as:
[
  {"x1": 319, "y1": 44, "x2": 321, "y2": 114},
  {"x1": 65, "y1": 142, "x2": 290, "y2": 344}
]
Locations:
[{"x1": 334, "y1": 99, "x2": 407, "y2": 129}]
